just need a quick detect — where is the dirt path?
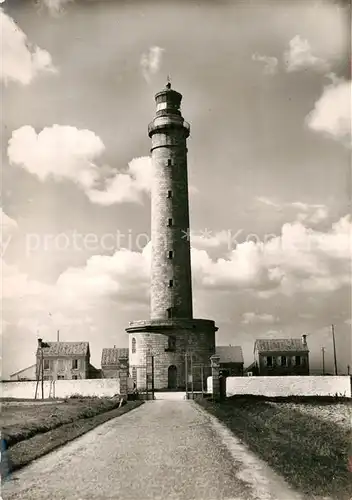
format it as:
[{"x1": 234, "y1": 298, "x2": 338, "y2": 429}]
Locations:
[{"x1": 2, "y1": 400, "x2": 304, "y2": 500}]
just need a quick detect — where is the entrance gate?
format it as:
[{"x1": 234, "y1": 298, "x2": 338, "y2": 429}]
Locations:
[{"x1": 130, "y1": 355, "x2": 155, "y2": 400}]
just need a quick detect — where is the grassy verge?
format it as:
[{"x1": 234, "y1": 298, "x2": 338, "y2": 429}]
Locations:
[
  {"x1": 4, "y1": 401, "x2": 143, "y2": 473},
  {"x1": 198, "y1": 397, "x2": 352, "y2": 500},
  {"x1": 1, "y1": 396, "x2": 127, "y2": 448}
]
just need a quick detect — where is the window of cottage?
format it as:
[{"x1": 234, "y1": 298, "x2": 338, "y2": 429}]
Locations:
[
  {"x1": 132, "y1": 337, "x2": 136, "y2": 353},
  {"x1": 57, "y1": 375, "x2": 65, "y2": 380},
  {"x1": 43, "y1": 359, "x2": 50, "y2": 370},
  {"x1": 72, "y1": 359, "x2": 79, "y2": 370},
  {"x1": 295, "y1": 356, "x2": 301, "y2": 366},
  {"x1": 72, "y1": 375, "x2": 78, "y2": 380},
  {"x1": 281, "y1": 356, "x2": 287, "y2": 367}
]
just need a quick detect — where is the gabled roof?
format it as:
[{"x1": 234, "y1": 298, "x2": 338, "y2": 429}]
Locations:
[
  {"x1": 37, "y1": 342, "x2": 90, "y2": 356},
  {"x1": 10, "y1": 364, "x2": 37, "y2": 377},
  {"x1": 254, "y1": 338, "x2": 309, "y2": 353},
  {"x1": 216, "y1": 346, "x2": 244, "y2": 364},
  {"x1": 101, "y1": 348, "x2": 129, "y2": 366}
]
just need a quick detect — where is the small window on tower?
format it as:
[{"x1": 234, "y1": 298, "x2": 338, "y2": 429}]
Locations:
[
  {"x1": 168, "y1": 279, "x2": 174, "y2": 288},
  {"x1": 167, "y1": 190, "x2": 172, "y2": 198},
  {"x1": 168, "y1": 251, "x2": 174, "y2": 259},
  {"x1": 167, "y1": 218, "x2": 173, "y2": 227},
  {"x1": 167, "y1": 308, "x2": 172, "y2": 319},
  {"x1": 167, "y1": 159, "x2": 172, "y2": 167},
  {"x1": 132, "y1": 337, "x2": 136, "y2": 353}
]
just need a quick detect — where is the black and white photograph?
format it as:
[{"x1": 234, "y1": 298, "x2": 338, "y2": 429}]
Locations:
[{"x1": 1, "y1": 0, "x2": 351, "y2": 499}]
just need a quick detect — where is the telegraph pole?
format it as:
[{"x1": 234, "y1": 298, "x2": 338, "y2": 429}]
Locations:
[
  {"x1": 331, "y1": 324, "x2": 338, "y2": 375},
  {"x1": 321, "y1": 347, "x2": 325, "y2": 375}
]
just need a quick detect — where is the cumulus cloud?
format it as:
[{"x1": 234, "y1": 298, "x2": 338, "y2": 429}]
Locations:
[
  {"x1": 306, "y1": 78, "x2": 351, "y2": 148},
  {"x1": 191, "y1": 215, "x2": 351, "y2": 296},
  {"x1": 1, "y1": 7, "x2": 56, "y2": 85},
  {"x1": 256, "y1": 197, "x2": 329, "y2": 224},
  {"x1": 284, "y1": 35, "x2": 329, "y2": 73},
  {"x1": 252, "y1": 53, "x2": 278, "y2": 75},
  {"x1": 242, "y1": 312, "x2": 276, "y2": 324},
  {"x1": 140, "y1": 46, "x2": 164, "y2": 83},
  {"x1": 8, "y1": 125, "x2": 152, "y2": 205}
]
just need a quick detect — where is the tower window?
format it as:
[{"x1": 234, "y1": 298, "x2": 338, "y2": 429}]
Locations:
[
  {"x1": 168, "y1": 250, "x2": 174, "y2": 259},
  {"x1": 167, "y1": 159, "x2": 172, "y2": 167},
  {"x1": 168, "y1": 279, "x2": 174, "y2": 288},
  {"x1": 167, "y1": 308, "x2": 172, "y2": 319},
  {"x1": 167, "y1": 190, "x2": 172, "y2": 198},
  {"x1": 167, "y1": 218, "x2": 173, "y2": 227},
  {"x1": 168, "y1": 336, "x2": 176, "y2": 351},
  {"x1": 132, "y1": 337, "x2": 136, "y2": 353}
]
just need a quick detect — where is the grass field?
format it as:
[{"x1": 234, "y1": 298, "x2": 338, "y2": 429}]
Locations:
[
  {"x1": 198, "y1": 397, "x2": 352, "y2": 500},
  {"x1": 1, "y1": 397, "x2": 143, "y2": 474}
]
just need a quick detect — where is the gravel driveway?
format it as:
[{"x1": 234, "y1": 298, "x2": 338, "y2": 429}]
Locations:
[{"x1": 3, "y1": 400, "x2": 305, "y2": 500}]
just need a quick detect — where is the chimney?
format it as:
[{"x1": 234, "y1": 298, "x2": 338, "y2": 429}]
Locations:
[
  {"x1": 302, "y1": 334, "x2": 307, "y2": 346},
  {"x1": 38, "y1": 338, "x2": 42, "y2": 348}
]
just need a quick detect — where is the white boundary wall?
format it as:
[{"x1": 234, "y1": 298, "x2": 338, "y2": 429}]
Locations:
[
  {"x1": 207, "y1": 376, "x2": 351, "y2": 397},
  {"x1": 1, "y1": 378, "x2": 134, "y2": 399}
]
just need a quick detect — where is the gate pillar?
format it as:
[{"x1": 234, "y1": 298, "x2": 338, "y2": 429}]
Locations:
[
  {"x1": 210, "y1": 354, "x2": 221, "y2": 401},
  {"x1": 118, "y1": 355, "x2": 129, "y2": 399}
]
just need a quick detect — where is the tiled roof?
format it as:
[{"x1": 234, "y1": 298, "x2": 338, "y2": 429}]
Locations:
[
  {"x1": 254, "y1": 338, "x2": 309, "y2": 353},
  {"x1": 101, "y1": 348, "x2": 129, "y2": 366},
  {"x1": 37, "y1": 342, "x2": 90, "y2": 356},
  {"x1": 216, "y1": 346, "x2": 244, "y2": 364}
]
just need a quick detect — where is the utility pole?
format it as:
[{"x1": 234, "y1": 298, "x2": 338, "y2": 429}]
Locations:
[
  {"x1": 41, "y1": 346, "x2": 44, "y2": 399},
  {"x1": 331, "y1": 324, "x2": 338, "y2": 375},
  {"x1": 321, "y1": 347, "x2": 325, "y2": 375}
]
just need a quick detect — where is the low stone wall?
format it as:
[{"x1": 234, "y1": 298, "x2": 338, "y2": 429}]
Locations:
[
  {"x1": 1, "y1": 378, "x2": 134, "y2": 399},
  {"x1": 207, "y1": 376, "x2": 351, "y2": 398}
]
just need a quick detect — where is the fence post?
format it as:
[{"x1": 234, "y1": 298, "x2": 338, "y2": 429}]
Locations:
[
  {"x1": 210, "y1": 354, "x2": 221, "y2": 402},
  {"x1": 118, "y1": 356, "x2": 129, "y2": 400}
]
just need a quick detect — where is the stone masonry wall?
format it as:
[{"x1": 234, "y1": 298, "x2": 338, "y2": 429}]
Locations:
[
  {"x1": 150, "y1": 130, "x2": 193, "y2": 320},
  {"x1": 129, "y1": 325, "x2": 215, "y2": 390}
]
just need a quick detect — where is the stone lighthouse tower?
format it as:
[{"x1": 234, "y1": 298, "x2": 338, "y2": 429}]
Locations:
[{"x1": 126, "y1": 81, "x2": 218, "y2": 391}]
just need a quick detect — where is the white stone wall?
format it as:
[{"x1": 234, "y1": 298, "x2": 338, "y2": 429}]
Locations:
[
  {"x1": 207, "y1": 376, "x2": 351, "y2": 397},
  {"x1": 1, "y1": 378, "x2": 135, "y2": 400}
]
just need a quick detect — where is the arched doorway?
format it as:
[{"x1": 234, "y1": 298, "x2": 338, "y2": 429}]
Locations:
[{"x1": 168, "y1": 365, "x2": 177, "y2": 389}]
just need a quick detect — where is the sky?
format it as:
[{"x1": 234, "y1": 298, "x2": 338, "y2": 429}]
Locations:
[{"x1": 1, "y1": 0, "x2": 351, "y2": 378}]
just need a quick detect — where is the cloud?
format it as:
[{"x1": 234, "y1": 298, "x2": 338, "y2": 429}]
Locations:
[
  {"x1": 191, "y1": 214, "x2": 351, "y2": 296},
  {"x1": 252, "y1": 53, "x2": 278, "y2": 75},
  {"x1": 242, "y1": 312, "x2": 276, "y2": 324},
  {"x1": 37, "y1": 0, "x2": 73, "y2": 16},
  {"x1": 256, "y1": 197, "x2": 329, "y2": 224},
  {"x1": 140, "y1": 46, "x2": 164, "y2": 83},
  {"x1": 284, "y1": 35, "x2": 329, "y2": 73},
  {"x1": 1, "y1": 8, "x2": 57, "y2": 85},
  {"x1": 8, "y1": 125, "x2": 152, "y2": 205},
  {"x1": 306, "y1": 78, "x2": 351, "y2": 148}
]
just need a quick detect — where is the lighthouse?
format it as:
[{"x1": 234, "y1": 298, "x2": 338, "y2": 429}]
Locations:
[{"x1": 126, "y1": 81, "x2": 218, "y2": 391}]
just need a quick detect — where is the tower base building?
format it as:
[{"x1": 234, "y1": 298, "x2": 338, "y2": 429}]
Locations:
[{"x1": 126, "y1": 82, "x2": 218, "y2": 391}]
